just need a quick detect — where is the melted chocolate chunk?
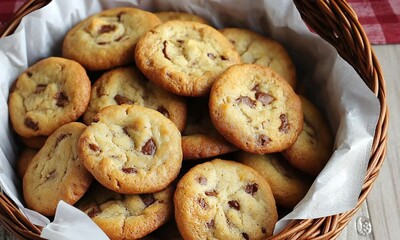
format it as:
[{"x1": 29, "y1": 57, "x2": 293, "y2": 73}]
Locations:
[
  {"x1": 162, "y1": 41, "x2": 171, "y2": 61},
  {"x1": 97, "y1": 42, "x2": 110, "y2": 45},
  {"x1": 24, "y1": 117, "x2": 39, "y2": 131},
  {"x1": 228, "y1": 200, "x2": 240, "y2": 210},
  {"x1": 207, "y1": 53, "x2": 216, "y2": 60},
  {"x1": 198, "y1": 198, "x2": 208, "y2": 209},
  {"x1": 157, "y1": 106, "x2": 169, "y2": 118},
  {"x1": 140, "y1": 194, "x2": 156, "y2": 207},
  {"x1": 114, "y1": 95, "x2": 133, "y2": 105},
  {"x1": 89, "y1": 143, "x2": 100, "y2": 152},
  {"x1": 55, "y1": 133, "x2": 70, "y2": 147},
  {"x1": 35, "y1": 84, "x2": 47, "y2": 94},
  {"x1": 205, "y1": 190, "x2": 218, "y2": 197},
  {"x1": 197, "y1": 176, "x2": 207, "y2": 185},
  {"x1": 258, "y1": 134, "x2": 270, "y2": 146},
  {"x1": 221, "y1": 55, "x2": 228, "y2": 60},
  {"x1": 242, "y1": 232, "x2": 249, "y2": 240},
  {"x1": 141, "y1": 138, "x2": 156, "y2": 155},
  {"x1": 26, "y1": 72, "x2": 33, "y2": 78},
  {"x1": 244, "y1": 183, "x2": 259, "y2": 196},
  {"x1": 255, "y1": 92, "x2": 274, "y2": 106},
  {"x1": 122, "y1": 167, "x2": 137, "y2": 174},
  {"x1": 99, "y1": 25, "x2": 116, "y2": 34},
  {"x1": 279, "y1": 114, "x2": 289, "y2": 133},
  {"x1": 261, "y1": 227, "x2": 267, "y2": 234},
  {"x1": 236, "y1": 96, "x2": 256, "y2": 108},
  {"x1": 206, "y1": 220, "x2": 215, "y2": 228},
  {"x1": 55, "y1": 92, "x2": 68, "y2": 107},
  {"x1": 88, "y1": 206, "x2": 101, "y2": 218}
]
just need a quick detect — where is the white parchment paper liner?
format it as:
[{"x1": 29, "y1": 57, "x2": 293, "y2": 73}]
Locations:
[{"x1": 0, "y1": 0, "x2": 380, "y2": 239}]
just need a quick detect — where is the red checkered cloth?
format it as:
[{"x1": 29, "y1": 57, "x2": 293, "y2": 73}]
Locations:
[{"x1": 0, "y1": 0, "x2": 399, "y2": 44}]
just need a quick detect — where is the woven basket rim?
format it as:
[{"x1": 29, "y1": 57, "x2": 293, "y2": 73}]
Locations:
[{"x1": 0, "y1": 0, "x2": 388, "y2": 239}]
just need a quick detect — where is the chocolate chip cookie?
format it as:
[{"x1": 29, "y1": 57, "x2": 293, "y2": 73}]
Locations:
[
  {"x1": 174, "y1": 159, "x2": 278, "y2": 239},
  {"x1": 63, "y1": 7, "x2": 161, "y2": 71},
  {"x1": 83, "y1": 67, "x2": 187, "y2": 131},
  {"x1": 282, "y1": 96, "x2": 333, "y2": 176},
  {"x1": 155, "y1": 11, "x2": 209, "y2": 24},
  {"x1": 237, "y1": 152, "x2": 312, "y2": 209},
  {"x1": 220, "y1": 28, "x2": 297, "y2": 88},
  {"x1": 8, "y1": 57, "x2": 91, "y2": 138},
  {"x1": 78, "y1": 105, "x2": 182, "y2": 194},
  {"x1": 209, "y1": 64, "x2": 303, "y2": 154},
  {"x1": 23, "y1": 122, "x2": 93, "y2": 216},
  {"x1": 135, "y1": 21, "x2": 241, "y2": 96},
  {"x1": 76, "y1": 182, "x2": 174, "y2": 239}
]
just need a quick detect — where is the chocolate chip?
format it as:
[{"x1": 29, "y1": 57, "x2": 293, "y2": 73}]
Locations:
[
  {"x1": 92, "y1": 116, "x2": 100, "y2": 123},
  {"x1": 89, "y1": 143, "x2": 100, "y2": 152},
  {"x1": 207, "y1": 53, "x2": 216, "y2": 60},
  {"x1": 229, "y1": 39, "x2": 236, "y2": 44},
  {"x1": 177, "y1": 39, "x2": 184, "y2": 44},
  {"x1": 245, "y1": 183, "x2": 258, "y2": 196},
  {"x1": 228, "y1": 200, "x2": 240, "y2": 210},
  {"x1": 197, "y1": 176, "x2": 207, "y2": 185},
  {"x1": 54, "y1": 92, "x2": 68, "y2": 107},
  {"x1": 140, "y1": 194, "x2": 156, "y2": 207},
  {"x1": 162, "y1": 41, "x2": 171, "y2": 61},
  {"x1": 114, "y1": 35, "x2": 126, "y2": 42},
  {"x1": 116, "y1": 12, "x2": 125, "y2": 22},
  {"x1": 258, "y1": 134, "x2": 270, "y2": 146},
  {"x1": 261, "y1": 227, "x2": 267, "y2": 234},
  {"x1": 99, "y1": 25, "x2": 116, "y2": 34},
  {"x1": 55, "y1": 133, "x2": 70, "y2": 148},
  {"x1": 242, "y1": 232, "x2": 249, "y2": 240},
  {"x1": 157, "y1": 106, "x2": 169, "y2": 118},
  {"x1": 35, "y1": 84, "x2": 47, "y2": 94},
  {"x1": 46, "y1": 170, "x2": 56, "y2": 180},
  {"x1": 236, "y1": 96, "x2": 256, "y2": 108},
  {"x1": 255, "y1": 92, "x2": 274, "y2": 106},
  {"x1": 114, "y1": 95, "x2": 133, "y2": 105},
  {"x1": 141, "y1": 138, "x2": 156, "y2": 155},
  {"x1": 88, "y1": 206, "x2": 101, "y2": 218},
  {"x1": 97, "y1": 42, "x2": 110, "y2": 45},
  {"x1": 122, "y1": 167, "x2": 137, "y2": 174},
  {"x1": 205, "y1": 190, "x2": 218, "y2": 197},
  {"x1": 198, "y1": 198, "x2": 208, "y2": 209},
  {"x1": 221, "y1": 55, "x2": 228, "y2": 60},
  {"x1": 206, "y1": 220, "x2": 215, "y2": 228},
  {"x1": 122, "y1": 127, "x2": 130, "y2": 136},
  {"x1": 24, "y1": 117, "x2": 39, "y2": 131},
  {"x1": 26, "y1": 72, "x2": 33, "y2": 77},
  {"x1": 279, "y1": 114, "x2": 289, "y2": 133},
  {"x1": 251, "y1": 84, "x2": 260, "y2": 91}
]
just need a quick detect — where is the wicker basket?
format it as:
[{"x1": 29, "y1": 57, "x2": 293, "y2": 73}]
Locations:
[{"x1": 0, "y1": 0, "x2": 388, "y2": 239}]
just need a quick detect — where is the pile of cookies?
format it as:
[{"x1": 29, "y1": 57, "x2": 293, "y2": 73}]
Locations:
[{"x1": 8, "y1": 7, "x2": 333, "y2": 240}]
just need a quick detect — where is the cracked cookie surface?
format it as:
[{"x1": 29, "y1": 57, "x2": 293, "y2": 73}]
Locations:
[
  {"x1": 209, "y1": 64, "x2": 303, "y2": 154},
  {"x1": 78, "y1": 105, "x2": 182, "y2": 194},
  {"x1": 8, "y1": 57, "x2": 91, "y2": 138},
  {"x1": 174, "y1": 159, "x2": 277, "y2": 240},
  {"x1": 83, "y1": 67, "x2": 187, "y2": 131},
  {"x1": 135, "y1": 21, "x2": 241, "y2": 96},
  {"x1": 76, "y1": 182, "x2": 173, "y2": 240},
  {"x1": 63, "y1": 7, "x2": 161, "y2": 71},
  {"x1": 237, "y1": 152, "x2": 312, "y2": 209},
  {"x1": 155, "y1": 11, "x2": 209, "y2": 24},
  {"x1": 282, "y1": 96, "x2": 333, "y2": 176},
  {"x1": 221, "y1": 28, "x2": 297, "y2": 88},
  {"x1": 23, "y1": 122, "x2": 93, "y2": 216}
]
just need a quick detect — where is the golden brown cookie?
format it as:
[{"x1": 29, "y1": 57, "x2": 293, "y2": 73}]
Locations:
[
  {"x1": 221, "y1": 28, "x2": 297, "y2": 88},
  {"x1": 76, "y1": 182, "x2": 174, "y2": 240},
  {"x1": 78, "y1": 105, "x2": 182, "y2": 194},
  {"x1": 282, "y1": 96, "x2": 333, "y2": 176},
  {"x1": 209, "y1": 64, "x2": 303, "y2": 154},
  {"x1": 23, "y1": 122, "x2": 93, "y2": 216},
  {"x1": 17, "y1": 148, "x2": 38, "y2": 178},
  {"x1": 8, "y1": 57, "x2": 91, "y2": 138},
  {"x1": 182, "y1": 98, "x2": 237, "y2": 160},
  {"x1": 135, "y1": 21, "x2": 241, "y2": 96},
  {"x1": 63, "y1": 7, "x2": 161, "y2": 71},
  {"x1": 155, "y1": 11, "x2": 209, "y2": 24},
  {"x1": 83, "y1": 67, "x2": 187, "y2": 131},
  {"x1": 174, "y1": 159, "x2": 278, "y2": 239},
  {"x1": 237, "y1": 151, "x2": 312, "y2": 209}
]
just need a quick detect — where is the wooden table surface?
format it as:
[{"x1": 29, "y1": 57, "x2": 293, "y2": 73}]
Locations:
[{"x1": 0, "y1": 45, "x2": 398, "y2": 239}]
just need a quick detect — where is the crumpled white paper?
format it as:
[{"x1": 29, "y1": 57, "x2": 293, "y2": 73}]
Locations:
[{"x1": 0, "y1": 0, "x2": 380, "y2": 239}]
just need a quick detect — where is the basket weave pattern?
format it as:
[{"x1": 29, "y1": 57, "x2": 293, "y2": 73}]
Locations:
[{"x1": 0, "y1": 0, "x2": 388, "y2": 239}]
